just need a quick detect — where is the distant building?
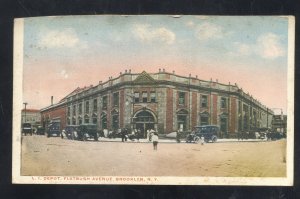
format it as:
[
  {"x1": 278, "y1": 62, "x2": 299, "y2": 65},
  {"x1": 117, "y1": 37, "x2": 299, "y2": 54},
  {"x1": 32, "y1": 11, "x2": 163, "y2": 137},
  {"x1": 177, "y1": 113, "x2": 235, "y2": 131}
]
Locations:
[
  {"x1": 272, "y1": 114, "x2": 287, "y2": 134},
  {"x1": 21, "y1": 109, "x2": 41, "y2": 128},
  {"x1": 40, "y1": 70, "x2": 274, "y2": 137}
]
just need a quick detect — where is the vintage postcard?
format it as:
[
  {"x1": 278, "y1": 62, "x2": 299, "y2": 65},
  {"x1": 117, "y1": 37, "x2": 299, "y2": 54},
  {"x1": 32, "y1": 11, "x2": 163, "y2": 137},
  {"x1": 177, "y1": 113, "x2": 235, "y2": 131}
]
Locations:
[{"x1": 13, "y1": 15, "x2": 294, "y2": 185}]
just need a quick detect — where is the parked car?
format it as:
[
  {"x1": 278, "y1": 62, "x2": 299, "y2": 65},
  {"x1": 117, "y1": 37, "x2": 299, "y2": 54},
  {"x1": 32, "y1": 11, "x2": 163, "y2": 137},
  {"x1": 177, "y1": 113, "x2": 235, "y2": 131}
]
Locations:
[
  {"x1": 22, "y1": 123, "x2": 33, "y2": 136},
  {"x1": 76, "y1": 124, "x2": 99, "y2": 141},
  {"x1": 47, "y1": 122, "x2": 61, "y2": 137},
  {"x1": 36, "y1": 126, "x2": 45, "y2": 135},
  {"x1": 61, "y1": 125, "x2": 79, "y2": 140},
  {"x1": 186, "y1": 125, "x2": 219, "y2": 143}
]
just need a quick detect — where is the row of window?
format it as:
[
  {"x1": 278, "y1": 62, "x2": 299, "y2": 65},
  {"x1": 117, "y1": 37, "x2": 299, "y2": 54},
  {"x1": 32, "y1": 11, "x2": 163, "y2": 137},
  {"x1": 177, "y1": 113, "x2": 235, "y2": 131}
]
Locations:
[
  {"x1": 67, "y1": 93, "x2": 229, "y2": 116},
  {"x1": 68, "y1": 91, "x2": 157, "y2": 116},
  {"x1": 179, "y1": 92, "x2": 228, "y2": 109},
  {"x1": 134, "y1": 91, "x2": 156, "y2": 103}
]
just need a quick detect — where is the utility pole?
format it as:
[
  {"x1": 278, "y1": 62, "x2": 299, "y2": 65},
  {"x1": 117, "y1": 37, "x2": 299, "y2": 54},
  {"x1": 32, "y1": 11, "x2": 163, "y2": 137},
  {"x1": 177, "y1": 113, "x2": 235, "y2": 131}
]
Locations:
[{"x1": 23, "y1": 102, "x2": 28, "y2": 124}]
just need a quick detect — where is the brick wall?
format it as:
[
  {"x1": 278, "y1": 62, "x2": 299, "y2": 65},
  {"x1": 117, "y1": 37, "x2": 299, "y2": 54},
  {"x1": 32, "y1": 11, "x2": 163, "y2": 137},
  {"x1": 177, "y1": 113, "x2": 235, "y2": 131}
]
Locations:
[
  {"x1": 212, "y1": 94, "x2": 218, "y2": 125},
  {"x1": 41, "y1": 104, "x2": 66, "y2": 129},
  {"x1": 166, "y1": 88, "x2": 173, "y2": 133},
  {"x1": 120, "y1": 89, "x2": 124, "y2": 128},
  {"x1": 230, "y1": 97, "x2": 237, "y2": 133},
  {"x1": 191, "y1": 92, "x2": 197, "y2": 127}
]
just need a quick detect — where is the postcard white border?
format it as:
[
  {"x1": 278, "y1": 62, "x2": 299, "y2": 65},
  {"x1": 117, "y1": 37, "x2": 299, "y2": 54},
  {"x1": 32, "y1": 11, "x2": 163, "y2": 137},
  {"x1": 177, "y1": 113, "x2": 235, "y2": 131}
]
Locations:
[{"x1": 12, "y1": 16, "x2": 295, "y2": 186}]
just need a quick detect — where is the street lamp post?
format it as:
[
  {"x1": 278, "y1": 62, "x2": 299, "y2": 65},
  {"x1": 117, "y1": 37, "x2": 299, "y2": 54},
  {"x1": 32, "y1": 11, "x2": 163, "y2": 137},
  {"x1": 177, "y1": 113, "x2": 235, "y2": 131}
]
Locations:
[{"x1": 23, "y1": 102, "x2": 28, "y2": 124}]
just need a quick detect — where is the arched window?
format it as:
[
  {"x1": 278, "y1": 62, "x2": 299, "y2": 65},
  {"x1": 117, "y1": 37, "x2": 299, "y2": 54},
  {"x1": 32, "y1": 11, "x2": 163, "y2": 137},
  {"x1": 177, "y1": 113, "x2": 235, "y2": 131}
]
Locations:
[
  {"x1": 111, "y1": 109, "x2": 119, "y2": 130},
  {"x1": 92, "y1": 113, "x2": 97, "y2": 124},
  {"x1": 78, "y1": 116, "x2": 82, "y2": 125},
  {"x1": 84, "y1": 114, "x2": 89, "y2": 124},
  {"x1": 101, "y1": 112, "x2": 107, "y2": 129}
]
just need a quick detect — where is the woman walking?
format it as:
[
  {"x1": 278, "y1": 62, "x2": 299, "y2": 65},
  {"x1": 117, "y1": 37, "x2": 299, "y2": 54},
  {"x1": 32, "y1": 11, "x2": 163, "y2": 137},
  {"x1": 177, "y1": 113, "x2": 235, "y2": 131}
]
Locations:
[{"x1": 152, "y1": 132, "x2": 159, "y2": 150}]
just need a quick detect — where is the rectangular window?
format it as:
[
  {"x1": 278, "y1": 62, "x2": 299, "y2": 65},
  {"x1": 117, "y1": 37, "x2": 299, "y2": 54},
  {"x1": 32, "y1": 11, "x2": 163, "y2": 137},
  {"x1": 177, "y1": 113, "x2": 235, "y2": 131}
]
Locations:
[
  {"x1": 200, "y1": 116, "x2": 209, "y2": 125},
  {"x1": 142, "y1": 92, "x2": 148, "y2": 103},
  {"x1": 134, "y1": 92, "x2": 140, "y2": 103},
  {"x1": 73, "y1": 105, "x2": 76, "y2": 115},
  {"x1": 102, "y1": 96, "x2": 107, "y2": 110},
  {"x1": 78, "y1": 103, "x2": 82, "y2": 115},
  {"x1": 150, "y1": 92, "x2": 156, "y2": 102},
  {"x1": 201, "y1": 95, "x2": 208, "y2": 108},
  {"x1": 67, "y1": 107, "x2": 71, "y2": 116},
  {"x1": 113, "y1": 92, "x2": 119, "y2": 107},
  {"x1": 85, "y1": 101, "x2": 89, "y2": 113},
  {"x1": 178, "y1": 92, "x2": 186, "y2": 105},
  {"x1": 93, "y1": 99, "x2": 97, "y2": 111},
  {"x1": 221, "y1": 97, "x2": 227, "y2": 108}
]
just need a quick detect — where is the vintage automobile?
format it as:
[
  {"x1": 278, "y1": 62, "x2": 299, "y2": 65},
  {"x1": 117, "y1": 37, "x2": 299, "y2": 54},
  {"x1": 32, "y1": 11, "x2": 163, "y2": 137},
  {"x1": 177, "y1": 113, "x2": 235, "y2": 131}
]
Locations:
[
  {"x1": 36, "y1": 126, "x2": 45, "y2": 135},
  {"x1": 76, "y1": 124, "x2": 99, "y2": 141},
  {"x1": 61, "y1": 125, "x2": 79, "y2": 140},
  {"x1": 47, "y1": 122, "x2": 61, "y2": 137},
  {"x1": 22, "y1": 123, "x2": 33, "y2": 136},
  {"x1": 186, "y1": 125, "x2": 219, "y2": 143}
]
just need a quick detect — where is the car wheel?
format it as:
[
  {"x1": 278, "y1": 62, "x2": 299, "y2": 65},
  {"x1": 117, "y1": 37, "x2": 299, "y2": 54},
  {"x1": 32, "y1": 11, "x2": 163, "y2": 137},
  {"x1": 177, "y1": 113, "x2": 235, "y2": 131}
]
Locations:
[
  {"x1": 212, "y1": 136, "x2": 217, "y2": 143},
  {"x1": 83, "y1": 134, "x2": 88, "y2": 141},
  {"x1": 194, "y1": 136, "x2": 200, "y2": 144}
]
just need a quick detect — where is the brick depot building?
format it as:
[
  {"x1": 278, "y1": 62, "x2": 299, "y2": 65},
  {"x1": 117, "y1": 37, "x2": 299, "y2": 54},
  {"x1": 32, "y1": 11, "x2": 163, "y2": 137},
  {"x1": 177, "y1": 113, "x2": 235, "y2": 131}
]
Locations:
[{"x1": 41, "y1": 70, "x2": 273, "y2": 137}]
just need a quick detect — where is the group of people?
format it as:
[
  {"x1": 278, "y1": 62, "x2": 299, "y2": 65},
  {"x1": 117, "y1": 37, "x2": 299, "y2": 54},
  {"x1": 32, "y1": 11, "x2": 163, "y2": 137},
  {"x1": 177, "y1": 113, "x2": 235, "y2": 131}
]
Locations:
[{"x1": 105, "y1": 127, "x2": 161, "y2": 150}]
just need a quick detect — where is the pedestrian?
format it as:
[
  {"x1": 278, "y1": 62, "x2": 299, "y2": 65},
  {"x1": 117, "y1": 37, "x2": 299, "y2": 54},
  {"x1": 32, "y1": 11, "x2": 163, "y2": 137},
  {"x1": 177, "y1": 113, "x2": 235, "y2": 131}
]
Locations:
[
  {"x1": 146, "y1": 129, "x2": 150, "y2": 141},
  {"x1": 137, "y1": 129, "x2": 141, "y2": 142},
  {"x1": 152, "y1": 132, "x2": 159, "y2": 150},
  {"x1": 201, "y1": 135, "x2": 205, "y2": 145},
  {"x1": 121, "y1": 128, "x2": 126, "y2": 142},
  {"x1": 176, "y1": 130, "x2": 181, "y2": 143},
  {"x1": 149, "y1": 129, "x2": 154, "y2": 142}
]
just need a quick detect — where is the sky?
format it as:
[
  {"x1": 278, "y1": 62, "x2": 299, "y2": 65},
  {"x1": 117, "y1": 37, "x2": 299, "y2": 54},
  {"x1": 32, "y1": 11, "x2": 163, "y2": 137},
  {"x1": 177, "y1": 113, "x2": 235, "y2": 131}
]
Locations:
[{"x1": 22, "y1": 15, "x2": 289, "y2": 114}]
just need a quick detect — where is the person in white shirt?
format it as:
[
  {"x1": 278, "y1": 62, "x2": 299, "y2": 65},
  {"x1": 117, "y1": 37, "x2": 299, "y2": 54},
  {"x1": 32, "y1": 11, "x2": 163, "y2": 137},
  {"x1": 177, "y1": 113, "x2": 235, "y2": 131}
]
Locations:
[{"x1": 152, "y1": 132, "x2": 159, "y2": 150}]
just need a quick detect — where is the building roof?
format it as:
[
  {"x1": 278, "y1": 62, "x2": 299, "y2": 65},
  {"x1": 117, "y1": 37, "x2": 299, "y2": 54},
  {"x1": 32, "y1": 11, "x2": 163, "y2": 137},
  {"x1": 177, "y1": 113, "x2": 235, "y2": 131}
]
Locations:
[
  {"x1": 41, "y1": 70, "x2": 274, "y2": 114},
  {"x1": 22, "y1": 109, "x2": 40, "y2": 113}
]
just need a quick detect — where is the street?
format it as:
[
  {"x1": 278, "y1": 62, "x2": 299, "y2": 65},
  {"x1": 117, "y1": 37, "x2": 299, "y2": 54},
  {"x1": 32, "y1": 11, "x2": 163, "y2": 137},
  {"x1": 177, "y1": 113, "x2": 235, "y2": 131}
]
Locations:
[{"x1": 21, "y1": 135, "x2": 286, "y2": 177}]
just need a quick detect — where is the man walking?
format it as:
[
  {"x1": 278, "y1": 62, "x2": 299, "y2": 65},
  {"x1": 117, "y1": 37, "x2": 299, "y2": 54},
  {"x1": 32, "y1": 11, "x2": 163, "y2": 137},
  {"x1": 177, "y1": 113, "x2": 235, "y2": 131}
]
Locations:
[{"x1": 152, "y1": 132, "x2": 159, "y2": 150}]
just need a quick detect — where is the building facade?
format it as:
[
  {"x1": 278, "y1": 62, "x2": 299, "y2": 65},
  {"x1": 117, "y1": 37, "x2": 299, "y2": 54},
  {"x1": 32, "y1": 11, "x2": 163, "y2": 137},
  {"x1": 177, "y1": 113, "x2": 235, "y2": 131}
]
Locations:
[
  {"x1": 272, "y1": 115, "x2": 287, "y2": 134},
  {"x1": 40, "y1": 101, "x2": 67, "y2": 131},
  {"x1": 21, "y1": 109, "x2": 41, "y2": 128},
  {"x1": 41, "y1": 70, "x2": 274, "y2": 137}
]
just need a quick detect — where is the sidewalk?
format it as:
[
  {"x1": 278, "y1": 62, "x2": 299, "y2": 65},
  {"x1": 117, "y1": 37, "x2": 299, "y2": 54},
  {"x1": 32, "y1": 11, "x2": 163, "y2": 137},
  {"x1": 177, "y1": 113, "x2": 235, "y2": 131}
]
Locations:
[{"x1": 98, "y1": 137, "x2": 269, "y2": 143}]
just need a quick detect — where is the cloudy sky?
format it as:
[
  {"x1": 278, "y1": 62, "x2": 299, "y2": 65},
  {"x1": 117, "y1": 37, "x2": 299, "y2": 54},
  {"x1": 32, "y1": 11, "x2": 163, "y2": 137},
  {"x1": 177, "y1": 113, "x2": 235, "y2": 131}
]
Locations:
[{"x1": 22, "y1": 16, "x2": 289, "y2": 114}]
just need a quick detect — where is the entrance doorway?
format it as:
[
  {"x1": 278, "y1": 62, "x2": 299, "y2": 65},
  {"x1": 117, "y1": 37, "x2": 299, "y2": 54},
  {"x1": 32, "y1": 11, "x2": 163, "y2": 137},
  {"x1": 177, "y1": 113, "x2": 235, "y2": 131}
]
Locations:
[{"x1": 134, "y1": 110, "x2": 156, "y2": 138}]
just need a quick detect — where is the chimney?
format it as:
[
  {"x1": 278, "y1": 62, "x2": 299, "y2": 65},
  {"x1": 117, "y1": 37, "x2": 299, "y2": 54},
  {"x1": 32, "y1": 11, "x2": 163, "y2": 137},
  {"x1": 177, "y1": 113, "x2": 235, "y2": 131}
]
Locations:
[
  {"x1": 159, "y1": 68, "x2": 161, "y2": 72},
  {"x1": 125, "y1": 69, "x2": 127, "y2": 73},
  {"x1": 129, "y1": 69, "x2": 131, "y2": 73},
  {"x1": 51, "y1": 96, "x2": 53, "y2": 105},
  {"x1": 196, "y1": 75, "x2": 198, "y2": 79},
  {"x1": 173, "y1": 70, "x2": 175, "y2": 74},
  {"x1": 163, "y1": 68, "x2": 165, "y2": 72}
]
